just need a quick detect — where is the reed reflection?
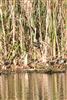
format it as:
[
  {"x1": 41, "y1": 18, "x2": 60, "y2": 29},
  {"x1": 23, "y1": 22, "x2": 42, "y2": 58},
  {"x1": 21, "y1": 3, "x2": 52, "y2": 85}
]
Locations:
[{"x1": 0, "y1": 72, "x2": 67, "y2": 100}]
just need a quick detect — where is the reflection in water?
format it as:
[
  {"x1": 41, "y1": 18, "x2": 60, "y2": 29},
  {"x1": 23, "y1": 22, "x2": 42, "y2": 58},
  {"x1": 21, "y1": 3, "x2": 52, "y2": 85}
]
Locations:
[{"x1": 0, "y1": 72, "x2": 67, "y2": 100}]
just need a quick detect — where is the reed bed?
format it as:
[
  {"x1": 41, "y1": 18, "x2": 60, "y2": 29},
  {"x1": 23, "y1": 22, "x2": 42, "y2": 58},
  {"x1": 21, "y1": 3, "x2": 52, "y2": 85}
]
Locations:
[{"x1": 0, "y1": 0, "x2": 67, "y2": 69}]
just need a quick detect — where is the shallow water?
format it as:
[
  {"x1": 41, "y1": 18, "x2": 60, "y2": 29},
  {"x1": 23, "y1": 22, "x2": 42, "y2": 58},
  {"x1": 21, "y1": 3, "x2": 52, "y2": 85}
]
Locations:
[{"x1": 0, "y1": 72, "x2": 67, "y2": 100}]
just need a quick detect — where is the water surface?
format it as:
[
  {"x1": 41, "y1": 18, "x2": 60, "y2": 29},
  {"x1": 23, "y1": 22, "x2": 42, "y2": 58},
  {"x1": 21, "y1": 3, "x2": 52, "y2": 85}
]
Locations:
[{"x1": 0, "y1": 72, "x2": 67, "y2": 100}]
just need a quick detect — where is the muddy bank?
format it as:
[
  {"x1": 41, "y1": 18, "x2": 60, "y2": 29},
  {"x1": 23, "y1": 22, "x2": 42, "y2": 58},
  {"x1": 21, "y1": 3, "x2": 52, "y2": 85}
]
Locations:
[
  {"x1": 0, "y1": 64, "x2": 67, "y2": 75},
  {"x1": 0, "y1": 57, "x2": 67, "y2": 75}
]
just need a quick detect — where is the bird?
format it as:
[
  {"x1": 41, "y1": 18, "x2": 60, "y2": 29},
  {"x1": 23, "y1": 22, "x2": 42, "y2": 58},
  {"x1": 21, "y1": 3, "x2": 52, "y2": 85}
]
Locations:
[
  {"x1": 4, "y1": 59, "x2": 10, "y2": 66},
  {"x1": 2, "y1": 59, "x2": 11, "y2": 70},
  {"x1": 56, "y1": 57, "x2": 66, "y2": 65},
  {"x1": 33, "y1": 41, "x2": 41, "y2": 48}
]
